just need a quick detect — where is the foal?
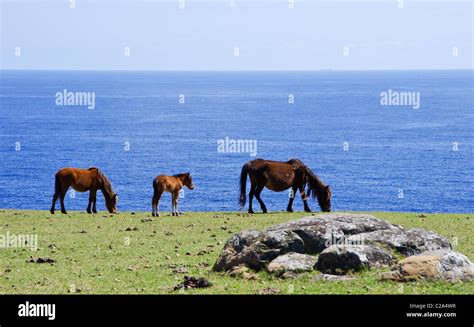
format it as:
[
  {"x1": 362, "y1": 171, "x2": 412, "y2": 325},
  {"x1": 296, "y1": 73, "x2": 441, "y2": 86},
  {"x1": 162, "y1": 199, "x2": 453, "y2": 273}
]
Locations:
[{"x1": 151, "y1": 173, "x2": 195, "y2": 217}]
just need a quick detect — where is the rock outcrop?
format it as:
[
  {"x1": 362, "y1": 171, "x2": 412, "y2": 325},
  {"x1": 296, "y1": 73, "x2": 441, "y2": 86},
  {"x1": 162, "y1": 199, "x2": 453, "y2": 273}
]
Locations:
[
  {"x1": 316, "y1": 245, "x2": 394, "y2": 274},
  {"x1": 381, "y1": 250, "x2": 474, "y2": 282},
  {"x1": 213, "y1": 213, "x2": 470, "y2": 282},
  {"x1": 267, "y1": 252, "x2": 318, "y2": 274}
]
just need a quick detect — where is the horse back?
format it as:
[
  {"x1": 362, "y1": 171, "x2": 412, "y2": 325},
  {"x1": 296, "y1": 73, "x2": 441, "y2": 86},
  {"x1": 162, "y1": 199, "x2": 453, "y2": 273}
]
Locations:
[
  {"x1": 153, "y1": 175, "x2": 182, "y2": 192},
  {"x1": 55, "y1": 167, "x2": 97, "y2": 191}
]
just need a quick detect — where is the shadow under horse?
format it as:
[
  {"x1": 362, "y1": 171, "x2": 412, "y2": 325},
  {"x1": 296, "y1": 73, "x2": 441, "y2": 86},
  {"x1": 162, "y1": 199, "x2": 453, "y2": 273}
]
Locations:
[
  {"x1": 50, "y1": 167, "x2": 117, "y2": 214},
  {"x1": 239, "y1": 158, "x2": 331, "y2": 213}
]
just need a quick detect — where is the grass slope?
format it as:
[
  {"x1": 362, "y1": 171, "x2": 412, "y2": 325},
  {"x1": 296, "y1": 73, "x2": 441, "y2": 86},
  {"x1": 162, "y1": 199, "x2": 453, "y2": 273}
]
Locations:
[{"x1": 0, "y1": 210, "x2": 472, "y2": 294}]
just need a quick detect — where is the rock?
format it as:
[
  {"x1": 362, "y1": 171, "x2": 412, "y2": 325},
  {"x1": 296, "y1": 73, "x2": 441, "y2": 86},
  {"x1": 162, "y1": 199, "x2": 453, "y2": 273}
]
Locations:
[
  {"x1": 228, "y1": 265, "x2": 250, "y2": 277},
  {"x1": 212, "y1": 229, "x2": 304, "y2": 271},
  {"x1": 268, "y1": 213, "x2": 399, "y2": 254},
  {"x1": 172, "y1": 266, "x2": 189, "y2": 274},
  {"x1": 313, "y1": 274, "x2": 356, "y2": 281},
  {"x1": 316, "y1": 245, "x2": 394, "y2": 274},
  {"x1": 348, "y1": 228, "x2": 452, "y2": 256},
  {"x1": 258, "y1": 287, "x2": 281, "y2": 295},
  {"x1": 281, "y1": 271, "x2": 301, "y2": 279},
  {"x1": 267, "y1": 252, "x2": 317, "y2": 274},
  {"x1": 381, "y1": 250, "x2": 474, "y2": 282},
  {"x1": 213, "y1": 213, "x2": 457, "y2": 275}
]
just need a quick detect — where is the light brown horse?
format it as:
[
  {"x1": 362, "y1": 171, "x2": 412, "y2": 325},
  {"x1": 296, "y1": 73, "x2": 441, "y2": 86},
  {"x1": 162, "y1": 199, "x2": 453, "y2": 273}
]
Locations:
[
  {"x1": 239, "y1": 158, "x2": 331, "y2": 213},
  {"x1": 152, "y1": 173, "x2": 195, "y2": 217},
  {"x1": 50, "y1": 167, "x2": 117, "y2": 214}
]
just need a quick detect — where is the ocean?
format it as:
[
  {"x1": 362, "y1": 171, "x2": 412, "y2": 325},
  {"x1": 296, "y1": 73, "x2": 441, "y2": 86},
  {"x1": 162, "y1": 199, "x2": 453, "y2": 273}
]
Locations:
[{"x1": 0, "y1": 70, "x2": 472, "y2": 213}]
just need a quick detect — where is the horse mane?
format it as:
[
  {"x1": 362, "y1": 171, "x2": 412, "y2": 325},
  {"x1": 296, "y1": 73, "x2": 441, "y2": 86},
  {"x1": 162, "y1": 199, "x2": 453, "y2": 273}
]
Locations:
[
  {"x1": 93, "y1": 168, "x2": 114, "y2": 198},
  {"x1": 304, "y1": 166, "x2": 327, "y2": 199},
  {"x1": 173, "y1": 172, "x2": 190, "y2": 182}
]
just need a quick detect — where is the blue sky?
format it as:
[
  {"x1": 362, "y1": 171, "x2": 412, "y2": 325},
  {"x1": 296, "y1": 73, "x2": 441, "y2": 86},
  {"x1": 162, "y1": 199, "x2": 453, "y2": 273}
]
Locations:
[{"x1": 1, "y1": 0, "x2": 472, "y2": 70}]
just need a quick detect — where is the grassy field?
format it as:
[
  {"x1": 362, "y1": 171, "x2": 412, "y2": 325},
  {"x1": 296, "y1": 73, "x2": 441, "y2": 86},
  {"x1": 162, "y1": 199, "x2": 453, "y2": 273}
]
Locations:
[{"x1": 0, "y1": 210, "x2": 472, "y2": 294}]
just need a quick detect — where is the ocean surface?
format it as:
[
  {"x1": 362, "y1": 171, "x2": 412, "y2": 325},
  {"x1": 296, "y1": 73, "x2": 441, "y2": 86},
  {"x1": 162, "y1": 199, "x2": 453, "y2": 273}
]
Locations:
[{"x1": 0, "y1": 70, "x2": 473, "y2": 213}]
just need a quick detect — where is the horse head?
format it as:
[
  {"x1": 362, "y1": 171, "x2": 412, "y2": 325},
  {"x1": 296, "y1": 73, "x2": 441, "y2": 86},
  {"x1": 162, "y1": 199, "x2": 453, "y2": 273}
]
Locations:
[
  {"x1": 106, "y1": 193, "x2": 118, "y2": 213},
  {"x1": 317, "y1": 185, "x2": 331, "y2": 212},
  {"x1": 184, "y1": 173, "x2": 195, "y2": 190}
]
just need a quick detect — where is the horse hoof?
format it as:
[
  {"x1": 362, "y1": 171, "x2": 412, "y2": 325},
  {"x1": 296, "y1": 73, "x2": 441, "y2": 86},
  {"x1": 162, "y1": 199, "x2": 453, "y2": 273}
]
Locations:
[
  {"x1": 248, "y1": 210, "x2": 254, "y2": 214},
  {"x1": 61, "y1": 211, "x2": 67, "y2": 214},
  {"x1": 50, "y1": 210, "x2": 54, "y2": 214}
]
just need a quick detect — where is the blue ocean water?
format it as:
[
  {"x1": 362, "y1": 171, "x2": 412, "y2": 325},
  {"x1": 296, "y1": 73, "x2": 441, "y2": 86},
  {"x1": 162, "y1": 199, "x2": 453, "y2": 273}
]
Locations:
[{"x1": 0, "y1": 70, "x2": 472, "y2": 213}]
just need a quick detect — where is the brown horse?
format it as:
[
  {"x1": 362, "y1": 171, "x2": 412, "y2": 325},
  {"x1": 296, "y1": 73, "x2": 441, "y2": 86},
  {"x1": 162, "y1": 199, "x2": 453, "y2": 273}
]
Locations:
[
  {"x1": 239, "y1": 159, "x2": 331, "y2": 213},
  {"x1": 50, "y1": 167, "x2": 117, "y2": 214},
  {"x1": 152, "y1": 173, "x2": 195, "y2": 217}
]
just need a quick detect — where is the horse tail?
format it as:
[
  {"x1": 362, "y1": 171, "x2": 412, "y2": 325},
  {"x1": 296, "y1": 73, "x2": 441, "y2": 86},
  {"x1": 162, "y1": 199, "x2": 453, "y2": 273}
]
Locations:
[
  {"x1": 239, "y1": 162, "x2": 251, "y2": 209},
  {"x1": 152, "y1": 178, "x2": 158, "y2": 196},
  {"x1": 54, "y1": 173, "x2": 61, "y2": 194}
]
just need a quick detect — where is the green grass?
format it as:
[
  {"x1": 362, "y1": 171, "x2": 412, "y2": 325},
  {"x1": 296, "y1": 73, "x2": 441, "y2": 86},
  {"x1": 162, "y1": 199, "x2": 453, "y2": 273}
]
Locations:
[{"x1": 0, "y1": 210, "x2": 472, "y2": 294}]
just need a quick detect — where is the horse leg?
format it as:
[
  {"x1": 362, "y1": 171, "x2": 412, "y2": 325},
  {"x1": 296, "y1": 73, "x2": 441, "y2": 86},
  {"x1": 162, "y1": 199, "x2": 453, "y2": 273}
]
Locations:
[
  {"x1": 151, "y1": 189, "x2": 157, "y2": 217},
  {"x1": 152, "y1": 191, "x2": 163, "y2": 217},
  {"x1": 87, "y1": 191, "x2": 93, "y2": 214},
  {"x1": 171, "y1": 191, "x2": 178, "y2": 216},
  {"x1": 248, "y1": 184, "x2": 256, "y2": 214},
  {"x1": 175, "y1": 192, "x2": 182, "y2": 216},
  {"x1": 151, "y1": 195, "x2": 157, "y2": 217},
  {"x1": 174, "y1": 191, "x2": 182, "y2": 216},
  {"x1": 300, "y1": 185, "x2": 311, "y2": 212},
  {"x1": 286, "y1": 186, "x2": 298, "y2": 212},
  {"x1": 50, "y1": 192, "x2": 59, "y2": 214},
  {"x1": 59, "y1": 189, "x2": 68, "y2": 214},
  {"x1": 254, "y1": 185, "x2": 267, "y2": 213},
  {"x1": 91, "y1": 189, "x2": 97, "y2": 213}
]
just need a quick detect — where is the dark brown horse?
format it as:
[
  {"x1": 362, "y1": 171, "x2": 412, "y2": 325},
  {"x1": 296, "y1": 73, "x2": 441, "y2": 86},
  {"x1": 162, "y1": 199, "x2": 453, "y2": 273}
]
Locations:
[
  {"x1": 50, "y1": 167, "x2": 117, "y2": 214},
  {"x1": 152, "y1": 173, "x2": 195, "y2": 217},
  {"x1": 239, "y1": 159, "x2": 331, "y2": 213}
]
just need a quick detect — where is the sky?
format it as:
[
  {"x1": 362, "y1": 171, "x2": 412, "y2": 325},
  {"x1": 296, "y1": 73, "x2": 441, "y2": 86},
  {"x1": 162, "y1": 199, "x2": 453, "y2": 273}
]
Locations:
[{"x1": 0, "y1": 0, "x2": 472, "y2": 70}]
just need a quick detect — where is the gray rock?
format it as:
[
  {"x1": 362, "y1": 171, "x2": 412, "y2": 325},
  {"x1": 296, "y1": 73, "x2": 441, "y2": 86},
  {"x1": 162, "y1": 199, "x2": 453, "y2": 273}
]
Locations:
[
  {"x1": 213, "y1": 213, "x2": 457, "y2": 275},
  {"x1": 316, "y1": 245, "x2": 394, "y2": 274},
  {"x1": 381, "y1": 250, "x2": 474, "y2": 282},
  {"x1": 267, "y1": 213, "x2": 398, "y2": 234},
  {"x1": 313, "y1": 274, "x2": 356, "y2": 281},
  {"x1": 267, "y1": 252, "x2": 317, "y2": 274},
  {"x1": 268, "y1": 213, "x2": 398, "y2": 254},
  {"x1": 348, "y1": 228, "x2": 452, "y2": 256},
  {"x1": 212, "y1": 229, "x2": 304, "y2": 272}
]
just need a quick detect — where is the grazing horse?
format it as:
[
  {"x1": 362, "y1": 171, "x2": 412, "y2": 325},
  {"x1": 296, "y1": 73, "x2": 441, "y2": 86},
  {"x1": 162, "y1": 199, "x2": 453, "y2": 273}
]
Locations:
[
  {"x1": 152, "y1": 173, "x2": 195, "y2": 217},
  {"x1": 50, "y1": 167, "x2": 117, "y2": 214},
  {"x1": 239, "y1": 158, "x2": 331, "y2": 213}
]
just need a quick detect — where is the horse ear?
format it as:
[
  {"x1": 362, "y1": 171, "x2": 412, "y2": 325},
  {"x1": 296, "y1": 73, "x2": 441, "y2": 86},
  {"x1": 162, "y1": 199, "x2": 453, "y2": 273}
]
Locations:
[{"x1": 326, "y1": 185, "x2": 331, "y2": 190}]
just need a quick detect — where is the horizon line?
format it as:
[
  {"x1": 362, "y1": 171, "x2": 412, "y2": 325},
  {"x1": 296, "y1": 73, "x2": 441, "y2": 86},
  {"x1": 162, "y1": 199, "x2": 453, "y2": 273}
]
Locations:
[{"x1": 1, "y1": 68, "x2": 473, "y2": 73}]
